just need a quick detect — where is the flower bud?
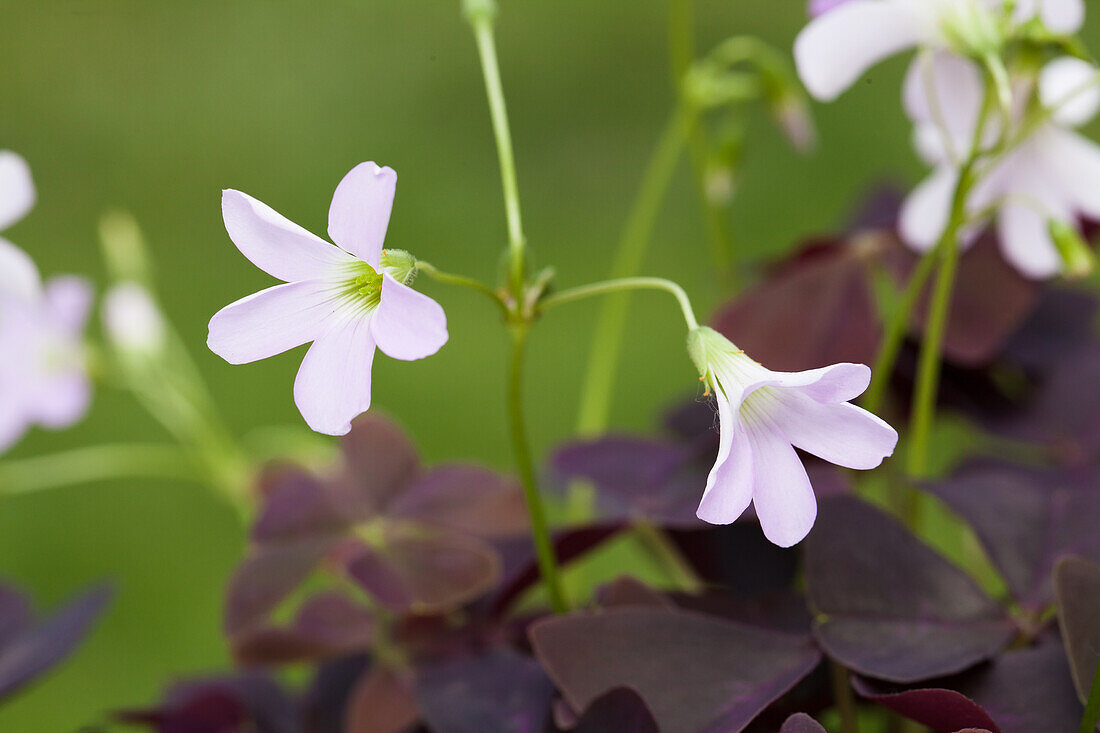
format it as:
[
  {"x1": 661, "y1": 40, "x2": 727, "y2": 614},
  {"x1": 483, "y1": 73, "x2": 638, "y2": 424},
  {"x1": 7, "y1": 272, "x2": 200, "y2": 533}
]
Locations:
[
  {"x1": 102, "y1": 282, "x2": 166, "y2": 355},
  {"x1": 98, "y1": 210, "x2": 150, "y2": 284},
  {"x1": 380, "y1": 248, "x2": 418, "y2": 285},
  {"x1": 1048, "y1": 220, "x2": 1095, "y2": 279}
]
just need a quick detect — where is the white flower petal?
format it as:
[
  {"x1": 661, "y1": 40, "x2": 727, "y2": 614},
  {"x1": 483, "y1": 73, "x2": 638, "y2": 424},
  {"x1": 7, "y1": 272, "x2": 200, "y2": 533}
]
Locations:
[
  {"x1": 293, "y1": 317, "x2": 376, "y2": 436},
  {"x1": 747, "y1": 425, "x2": 817, "y2": 548},
  {"x1": 697, "y1": 395, "x2": 754, "y2": 524},
  {"x1": 794, "y1": 0, "x2": 922, "y2": 101},
  {"x1": 208, "y1": 280, "x2": 337, "y2": 365},
  {"x1": 328, "y1": 162, "x2": 396, "y2": 267},
  {"x1": 900, "y1": 165, "x2": 958, "y2": 251},
  {"x1": 903, "y1": 52, "x2": 984, "y2": 163},
  {"x1": 0, "y1": 151, "x2": 35, "y2": 231},
  {"x1": 43, "y1": 277, "x2": 93, "y2": 334},
  {"x1": 996, "y1": 201, "x2": 1064, "y2": 279},
  {"x1": 370, "y1": 275, "x2": 448, "y2": 362},
  {"x1": 1039, "y1": 57, "x2": 1100, "y2": 127},
  {"x1": 1040, "y1": 0, "x2": 1085, "y2": 33},
  {"x1": 1040, "y1": 128, "x2": 1100, "y2": 218},
  {"x1": 28, "y1": 371, "x2": 90, "y2": 429},
  {"x1": 0, "y1": 237, "x2": 41, "y2": 300},
  {"x1": 221, "y1": 189, "x2": 354, "y2": 283},
  {"x1": 772, "y1": 392, "x2": 898, "y2": 470}
]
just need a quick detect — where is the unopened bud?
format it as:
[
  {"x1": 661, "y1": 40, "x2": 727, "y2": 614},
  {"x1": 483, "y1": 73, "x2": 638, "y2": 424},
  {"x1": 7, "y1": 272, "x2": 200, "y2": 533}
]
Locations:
[
  {"x1": 772, "y1": 95, "x2": 817, "y2": 153},
  {"x1": 1049, "y1": 220, "x2": 1094, "y2": 279},
  {"x1": 380, "y1": 249, "x2": 418, "y2": 285},
  {"x1": 102, "y1": 282, "x2": 166, "y2": 355},
  {"x1": 98, "y1": 210, "x2": 150, "y2": 283}
]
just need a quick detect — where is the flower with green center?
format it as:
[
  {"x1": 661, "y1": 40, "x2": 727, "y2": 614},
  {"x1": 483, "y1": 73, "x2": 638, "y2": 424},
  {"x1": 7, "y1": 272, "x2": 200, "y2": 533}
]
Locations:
[
  {"x1": 207, "y1": 162, "x2": 448, "y2": 436},
  {"x1": 687, "y1": 327, "x2": 897, "y2": 547}
]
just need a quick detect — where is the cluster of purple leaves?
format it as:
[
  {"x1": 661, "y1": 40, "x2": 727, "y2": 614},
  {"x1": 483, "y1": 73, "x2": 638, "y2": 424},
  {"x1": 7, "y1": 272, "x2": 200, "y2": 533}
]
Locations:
[{"x1": 118, "y1": 194, "x2": 1100, "y2": 732}]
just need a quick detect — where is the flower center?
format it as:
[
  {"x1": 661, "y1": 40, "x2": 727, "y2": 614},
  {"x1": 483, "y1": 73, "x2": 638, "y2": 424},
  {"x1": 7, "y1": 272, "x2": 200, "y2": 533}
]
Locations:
[{"x1": 340, "y1": 262, "x2": 383, "y2": 310}]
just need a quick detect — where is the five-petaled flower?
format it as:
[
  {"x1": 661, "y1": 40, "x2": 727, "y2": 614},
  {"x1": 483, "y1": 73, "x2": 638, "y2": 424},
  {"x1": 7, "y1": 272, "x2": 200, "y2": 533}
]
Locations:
[
  {"x1": 207, "y1": 162, "x2": 448, "y2": 436},
  {"x1": 687, "y1": 327, "x2": 898, "y2": 547},
  {"x1": 795, "y1": 0, "x2": 1084, "y2": 102},
  {"x1": 0, "y1": 151, "x2": 93, "y2": 451},
  {"x1": 900, "y1": 53, "x2": 1100, "y2": 278}
]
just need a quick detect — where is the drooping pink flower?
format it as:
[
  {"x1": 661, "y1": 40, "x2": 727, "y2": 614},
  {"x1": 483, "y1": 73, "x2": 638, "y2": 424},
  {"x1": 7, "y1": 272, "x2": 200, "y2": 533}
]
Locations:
[
  {"x1": 794, "y1": 0, "x2": 1085, "y2": 102},
  {"x1": 688, "y1": 327, "x2": 897, "y2": 547},
  {"x1": 207, "y1": 162, "x2": 448, "y2": 436},
  {"x1": 900, "y1": 53, "x2": 1100, "y2": 278}
]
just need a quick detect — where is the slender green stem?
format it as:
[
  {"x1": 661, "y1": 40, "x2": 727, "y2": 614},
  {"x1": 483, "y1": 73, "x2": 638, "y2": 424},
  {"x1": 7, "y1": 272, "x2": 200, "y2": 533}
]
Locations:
[
  {"x1": 0, "y1": 444, "x2": 200, "y2": 496},
  {"x1": 508, "y1": 325, "x2": 568, "y2": 613},
  {"x1": 633, "y1": 520, "x2": 703, "y2": 592},
  {"x1": 830, "y1": 661, "x2": 860, "y2": 733},
  {"x1": 466, "y1": 5, "x2": 526, "y2": 298},
  {"x1": 541, "y1": 276, "x2": 700, "y2": 332},
  {"x1": 571, "y1": 112, "x2": 690, "y2": 435},
  {"x1": 1080, "y1": 652, "x2": 1100, "y2": 733},
  {"x1": 668, "y1": 0, "x2": 735, "y2": 279},
  {"x1": 417, "y1": 260, "x2": 508, "y2": 316},
  {"x1": 862, "y1": 249, "x2": 938, "y2": 414}
]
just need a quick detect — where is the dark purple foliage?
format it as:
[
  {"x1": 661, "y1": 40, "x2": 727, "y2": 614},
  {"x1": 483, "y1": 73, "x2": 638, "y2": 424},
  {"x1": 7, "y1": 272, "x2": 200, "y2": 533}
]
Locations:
[
  {"x1": 1055, "y1": 556, "x2": 1100, "y2": 704},
  {"x1": 779, "y1": 713, "x2": 827, "y2": 733},
  {"x1": 805, "y1": 497, "x2": 1016, "y2": 683},
  {"x1": 854, "y1": 642, "x2": 1089, "y2": 733},
  {"x1": 0, "y1": 582, "x2": 112, "y2": 701},
  {"x1": 530, "y1": 607, "x2": 821, "y2": 733},
  {"x1": 568, "y1": 688, "x2": 660, "y2": 732},
  {"x1": 925, "y1": 459, "x2": 1100, "y2": 610},
  {"x1": 117, "y1": 674, "x2": 300, "y2": 733}
]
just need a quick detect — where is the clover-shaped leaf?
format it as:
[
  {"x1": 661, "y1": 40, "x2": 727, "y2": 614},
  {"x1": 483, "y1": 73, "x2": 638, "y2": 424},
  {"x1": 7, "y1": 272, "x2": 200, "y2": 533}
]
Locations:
[
  {"x1": 231, "y1": 592, "x2": 375, "y2": 666},
  {"x1": 117, "y1": 674, "x2": 299, "y2": 733},
  {"x1": 530, "y1": 606, "x2": 821, "y2": 733},
  {"x1": 780, "y1": 713, "x2": 827, "y2": 733},
  {"x1": 805, "y1": 497, "x2": 1015, "y2": 683},
  {"x1": 926, "y1": 460, "x2": 1100, "y2": 610},
  {"x1": 1055, "y1": 556, "x2": 1100, "y2": 705}
]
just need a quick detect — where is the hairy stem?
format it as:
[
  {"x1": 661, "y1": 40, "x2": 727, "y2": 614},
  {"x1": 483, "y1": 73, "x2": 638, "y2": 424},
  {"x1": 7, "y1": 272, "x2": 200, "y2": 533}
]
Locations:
[
  {"x1": 417, "y1": 260, "x2": 508, "y2": 316},
  {"x1": 508, "y1": 325, "x2": 569, "y2": 613}
]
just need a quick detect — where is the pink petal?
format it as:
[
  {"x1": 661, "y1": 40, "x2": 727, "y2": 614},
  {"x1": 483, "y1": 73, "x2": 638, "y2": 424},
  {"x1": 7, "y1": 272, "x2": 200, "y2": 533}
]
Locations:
[
  {"x1": 1040, "y1": 0, "x2": 1085, "y2": 33},
  {"x1": 766, "y1": 362, "x2": 871, "y2": 404},
  {"x1": 43, "y1": 277, "x2": 93, "y2": 333},
  {"x1": 222, "y1": 189, "x2": 354, "y2": 282},
  {"x1": 293, "y1": 318, "x2": 376, "y2": 435},
  {"x1": 327, "y1": 162, "x2": 397, "y2": 267},
  {"x1": 29, "y1": 371, "x2": 90, "y2": 429},
  {"x1": 370, "y1": 275, "x2": 448, "y2": 361},
  {"x1": 0, "y1": 151, "x2": 34, "y2": 231},
  {"x1": 772, "y1": 392, "x2": 898, "y2": 470},
  {"x1": 903, "y1": 52, "x2": 984, "y2": 163},
  {"x1": 794, "y1": 0, "x2": 921, "y2": 101},
  {"x1": 0, "y1": 237, "x2": 41, "y2": 301},
  {"x1": 1040, "y1": 128, "x2": 1100, "y2": 218},
  {"x1": 900, "y1": 165, "x2": 958, "y2": 251},
  {"x1": 747, "y1": 426, "x2": 817, "y2": 548},
  {"x1": 996, "y1": 202, "x2": 1063, "y2": 279},
  {"x1": 697, "y1": 395, "x2": 754, "y2": 524},
  {"x1": 208, "y1": 280, "x2": 337, "y2": 365},
  {"x1": 1039, "y1": 57, "x2": 1100, "y2": 127}
]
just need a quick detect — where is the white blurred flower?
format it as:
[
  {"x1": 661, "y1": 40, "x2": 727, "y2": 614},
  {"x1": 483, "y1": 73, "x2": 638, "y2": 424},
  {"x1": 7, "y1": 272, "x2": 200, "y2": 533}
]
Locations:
[{"x1": 102, "y1": 282, "x2": 166, "y2": 355}]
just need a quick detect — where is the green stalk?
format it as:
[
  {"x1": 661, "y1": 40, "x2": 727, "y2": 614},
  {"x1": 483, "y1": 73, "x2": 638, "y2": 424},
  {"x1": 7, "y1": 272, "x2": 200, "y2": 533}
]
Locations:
[
  {"x1": 1080, "y1": 653, "x2": 1100, "y2": 733},
  {"x1": 830, "y1": 661, "x2": 860, "y2": 733},
  {"x1": 574, "y1": 110, "x2": 690, "y2": 435},
  {"x1": 0, "y1": 444, "x2": 199, "y2": 495},
  {"x1": 541, "y1": 276, "x2": 699, "y2": 331},
  {"x1": 508, "y1": 325, "x2": 569, "y2": 613}
]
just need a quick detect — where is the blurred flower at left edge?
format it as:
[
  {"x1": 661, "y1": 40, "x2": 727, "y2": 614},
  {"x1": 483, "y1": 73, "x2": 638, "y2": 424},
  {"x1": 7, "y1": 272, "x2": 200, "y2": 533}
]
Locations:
[{"x1": 0, "y1": 151, "x2": 94, "y2": 453}]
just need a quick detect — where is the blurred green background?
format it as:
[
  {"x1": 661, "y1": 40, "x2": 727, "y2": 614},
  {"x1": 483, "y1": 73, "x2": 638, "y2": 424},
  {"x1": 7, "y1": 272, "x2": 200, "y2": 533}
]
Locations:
[{"x1": 1, "y1": 1, "x2": 1097, "y2": 729}]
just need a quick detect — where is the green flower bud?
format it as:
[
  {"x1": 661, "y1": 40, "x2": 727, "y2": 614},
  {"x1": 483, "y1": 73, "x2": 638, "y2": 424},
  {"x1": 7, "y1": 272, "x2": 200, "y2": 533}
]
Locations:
[
  {"x1": 1049, "y1": 219, "x2": 1095, "y2": 279},
  {"x1": 380, "y1": 248, "x2": 418, "y2": 285}
]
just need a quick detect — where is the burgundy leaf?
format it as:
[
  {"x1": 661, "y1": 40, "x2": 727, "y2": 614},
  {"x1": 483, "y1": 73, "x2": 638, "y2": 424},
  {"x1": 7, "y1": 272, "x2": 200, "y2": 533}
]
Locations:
[
  {"x1": 346, "y1": 528, "x2": 501, "y2": 614},
  {"x1": 1055, "y1": 556, "x2": 1100, "y2": 704},
  {"x1": 345, "y1": 666, "x2": 419, "y2": 733},
  {"x1": 232, "y1": 591, "x2": 375, "y2": 666},
  {"x1": 854, "y1": 642, "x2": 1087, "y2": 733},
  {"x1": 0, "y1": 584, "x2": 31, "y2": 649},
  {"x1": 805, "y1": 497, "x2": 1015, "y2": 683},
  {"x1": 926, "y1": 459, "x2": 1100, "y2": 609},
  {"x1": 594, "y1": 576, "x2": 673, "y2": 609},
  {"x1": 252, "y1": 465, "x2": 353, "y2": 542},
  {"x1": 301, "y1": 654, "x2": 369, "y2": 733},
  {"x1": 115, "y1": 689, "x2": 249, "y2": 733},
  {"x1": 668, "y1": 522, "x2": 799, "y2": 595},
  {"x1": 530, "y1": 607, "x2": 821, "y2": 733},
  {"x1": 224, "y1": 537, "x2": 338, "y2": 636},
  {"x1": 780, "y1": 713, "x2": 827, "y2": 733},
  {"x1": 570, "y1": 688, "x2": 660, "y2": 733},
  {"x1": 1000, "y1": 288, "x2": 1099, "y2": 371},
  {"x1": 414, "y1": 648, "x2": 554, "y2": 733},
  {"x1": 712, "y1": 237, "x2": 882, "y2": 372},
  {"x1": 388, "y1": 465, "x2": 529, "y2": 539},
  {"x1": 338, "y1": 414, "x2": 421, "y2": 514},
  {"x1": 0, "y1": 583, "x2": 112, "y2": 700},
  {"x1": 672, "y1": 589, "x2": 813, "y2": 635},
  {"x1": 118, "y1": 674, "x2": 299, "y2": 733}
]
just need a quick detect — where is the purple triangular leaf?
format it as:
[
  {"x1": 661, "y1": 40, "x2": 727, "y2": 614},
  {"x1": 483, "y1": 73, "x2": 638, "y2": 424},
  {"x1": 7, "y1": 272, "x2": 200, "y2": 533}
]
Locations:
[
  {"x1": 414, "y1": 648, "x2": 554, "y2": 733},
  {"x1": 345, "y1": 666, "x2": 419, "y2": 733},
  {"x1": 338, "y1": 414, "x2": 422, "y2": 515},
  {"x1": 779, "y1": 713, "x2": 827, "y2": 733},
  {"x1": 1055, "y1": 556, "x2": 1100, "y2": 704},
  {"x1": 569, "y1": 688, "x2": 660, "y2": 733},
  {"x1": 387, "y1": 464, "x2": 529, "y2": 539},
  {"x1": 805, "y1": 497, "x2": 1015, "y2": 683},
  {"x1": 925, "y1": 459, "x2": 1100, "y2": 609},
  {"x1": 530, "y1": 607, "x2": 821, "y2": 733},
  {"x1": 252, "y1": 466, "x2": 354, "y2": 542},
  {"x1": 231, "y1": 591, "x2": 375, "y2": 666},
  {"x1": 0, "y1": 582, "x2": 112, "y2": 700}
]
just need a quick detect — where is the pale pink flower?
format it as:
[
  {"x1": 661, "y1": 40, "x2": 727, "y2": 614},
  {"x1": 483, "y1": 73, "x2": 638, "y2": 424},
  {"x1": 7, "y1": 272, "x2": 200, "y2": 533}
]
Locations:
[
  {"x1": 0, "y1": 151, "x2": 39, "y2": 299},
  {"x1": 688, "y1": 328, "x2": 898, "y2": 547},
  {"x1": 794, "y1": 0, "x2": 1084, "y2": 102},
  {"x1": 207, "y1": 162, "x2": 448, "y2": 436},
  {"x1": 900, "y1": 53, "x2": 1100, "y2": 278}
]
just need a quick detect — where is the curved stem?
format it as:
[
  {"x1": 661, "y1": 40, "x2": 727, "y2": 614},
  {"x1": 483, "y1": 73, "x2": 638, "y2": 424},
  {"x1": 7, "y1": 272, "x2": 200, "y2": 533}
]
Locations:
[
  {"x1": 830, "y1": 661, "x2": 860, "y2": 733},
  {"x1": 508, "y1": 325, "x2": 568, "y2": 613},
  {"x1": 571, "y1": 112, "x2": 690, "y2": 435},
  {"x1": 466, "y1": 7, "x2": 527, "y2": 298},
  {"x1": 0, "y1": 444, "x2": 200, "y2": 496},
  {"x1": 541, "y1": 276, "x2": 700, "y2": 332},
  {"x1": 417, "y1": 260, "x2": 508, "y2": 316},
  {"x1": 1080, "y1": 652, "x2": 1100, "y2": 733}
]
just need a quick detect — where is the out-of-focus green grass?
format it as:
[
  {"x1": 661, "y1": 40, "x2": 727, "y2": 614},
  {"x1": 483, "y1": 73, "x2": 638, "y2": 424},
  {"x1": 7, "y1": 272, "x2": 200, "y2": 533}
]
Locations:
[{"x1": 1, "y1": 1, "x2": 1096, "y2": 729}]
